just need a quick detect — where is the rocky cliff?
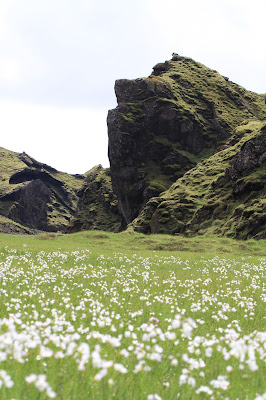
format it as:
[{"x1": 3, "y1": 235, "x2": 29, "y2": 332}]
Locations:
[
  {"x1": 108, "y1": 54, "x2": 266, "y2": 239},
  {"x1": 0, "y1": 148, "x2": 84, "y2": 232},
  {"x1": 108, "y1": 54, "x2": 266, "y2": 228}
]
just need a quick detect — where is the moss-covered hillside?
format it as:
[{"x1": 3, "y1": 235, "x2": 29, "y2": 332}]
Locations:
[
  {"x1": 1, "y1": 54, "x2": 265, "y2": 239},
  {"x1": 67, "y1": 165, "x2": 122, "y2": 233},
  {"x1": 131, "y1": 120, "x2": 266, "y2": 239},
  {"x1": 108, "y1": 54, "x2": 266, "y2": 227},
  {"x1": 0, "y1": 147, "x2": 84, "y2": 232}
]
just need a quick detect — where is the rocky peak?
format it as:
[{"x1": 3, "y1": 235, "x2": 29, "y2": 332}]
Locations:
[{"x1": 108, "y1": 54, "x2": 266, "y2": 227}]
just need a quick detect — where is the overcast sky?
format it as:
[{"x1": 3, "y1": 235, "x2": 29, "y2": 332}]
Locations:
[{"x1": 0, "y1": 0, "x2": 265, "y2": 174}]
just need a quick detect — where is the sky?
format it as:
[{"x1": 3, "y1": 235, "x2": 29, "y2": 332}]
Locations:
[{"x1": 0, "y1": 0, "x2": 265, "y2": 174}]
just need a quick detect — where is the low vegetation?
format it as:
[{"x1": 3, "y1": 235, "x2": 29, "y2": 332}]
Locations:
[{"x1": 0, "y1": 232, "x2": 265, "y2": 399}]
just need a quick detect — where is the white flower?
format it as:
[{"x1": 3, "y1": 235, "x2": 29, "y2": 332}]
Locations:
[
  {"x1": 114, "y1": 363, "x2": 128, "y2": 374},
  {"x1": 46, "y1": 387, "x2": 57, "y2": 398},
  {"x1": 25, "y1": 374, "x2": 56, "y2": 398},
  {"x1": 171, "y1": 315, "x2": 181, "y2": 329},
  {"x1": 195, "y1": 385, "x2": 213, "y2": 395},
  {"x1": 147, "y1": 394, "x2": 162, "y2": 400},
  {"x1": 39, "y1": 345, "x2": 53, "y2": 358},
  {"x1": 210, "y1": 375, "x2": 230, "y2": 390},
  {"x1": 254, "y1": 392, "x2": 266, "y2": 400},
  {"x1": 35, "y1": 374, "x2": 49, "y2": 392},
  {"x1": 93, "y1": 368, "x2": 108, "y2": 381},
  {"x1": 187, "y1": 377, "x2": 196, "y2": 387},
  {"x1": 0, "y1": 370, "x2": 14, "y2": 388},
  {"x1": 205, "y1": 347, "x2": 213, "y2": 357},
  {"x1": 25, "y1": 374, "x2": 37, "y2": 384}
]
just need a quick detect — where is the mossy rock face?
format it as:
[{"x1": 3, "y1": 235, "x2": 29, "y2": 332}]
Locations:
[
  {"x1": 0, "y1": 215, "x2": 36, "y2": 234},
  {"x1": 108, "y1": 55, "x2": 266, "y2": 226},
  {"x1": 67, "y1": 165, "x2": 122, "y2": 233},
  {"x1": 0, "y1": 148, "x2": 85, "y2": 232},
  {"x1": 131, "y1": 121, "x2": 266, "y2": 239}
]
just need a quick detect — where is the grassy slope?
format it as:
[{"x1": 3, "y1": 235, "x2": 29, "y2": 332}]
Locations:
[
  {"x1": 0, "y1": 146, "x2": 84, "y2": 230},
  {"x1": 0, "y1": 231, "x2": 265, "y2": 259},
  {"x1": 132, "y1": 120, "x2": 266, "y2": 239},
  {"x1": 147, "y1": 57, "x2": 266, "y2": 181},
  {"x1": 0, "y1": 147, "x2": 26, "y2": 196},
  {"x1": 153, "y1": 57, "x2": 266, "y2": 127}
]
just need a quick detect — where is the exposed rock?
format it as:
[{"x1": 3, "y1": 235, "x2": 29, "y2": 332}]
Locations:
[
  {"x1": 131, "y1": 121, "x2": 266, "y2": 239},
  {"x1": 9, "y1": 168, "x2": 64, "y2": 186},
  {"x1": 108, "y1": 55, "x2": 266, "y2": 227},
  {"x1": 67, "y1": 165, "x2": 122, "y2": 233},
  {"x1": 0, "y1": 215, "x2": 37, "y2": 235},
  {"x1": 227, "y1": 129, "x2": 266, "y2": 180},
  {"x1": 7, "y1": 179, "x2": 53, "y2": 231},
  {"x1": 0, "y1": 146, "x2": 85, "y2": 232},
  {"x1": 18, "y1": 152, "x2": 58, "y2": 173},
  {"x1": 152, "y1": 62, "x2": 169, "y2": 76}
]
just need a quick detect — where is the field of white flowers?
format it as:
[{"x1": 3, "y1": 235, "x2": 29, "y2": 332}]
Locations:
[{"x1": 0, "y1": 247, "x2": 265, "y2": 399}]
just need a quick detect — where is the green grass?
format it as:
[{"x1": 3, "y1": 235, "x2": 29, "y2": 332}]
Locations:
[
  {"x1": 0, "y1": 232, "x2": 265, "y2": 399},
  {"x1": 0, "y1": 231, "x2": 265, "y2": 258}
]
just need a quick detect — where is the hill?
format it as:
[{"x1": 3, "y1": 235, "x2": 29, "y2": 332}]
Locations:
[
  {"x1": 1, "y1": 54, "x2": 265, "y2": 239},
  {"x1": 107, "y1": 54, "x2": 266, "y2": 239},
  {"x1": 0, "y1": 147, "x2": 84, "y2": 232}
]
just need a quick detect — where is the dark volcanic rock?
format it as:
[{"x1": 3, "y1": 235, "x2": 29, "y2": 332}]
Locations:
[
  {"x1": 131, "y1": 121, "x2": 266, "y2": 239},
  {"x1": 0, "y1": 147, "x2": 85, "y2": 232},
  {"x1": 9, "y1": 168, "x2": 64, "y2": 186},
  {"x1": 0, "y1": 215, "x2": 37, "y2": 234},
  {"x1": 8, "y1": 179, "x2": 52, "y2": 231},
  {"x1": 67, "y1": 165, "x2": 122, "y2": 233},
  {"x1": 18, "y1": 152, "x2": 58, "y2": 173},
  {"x1": 108, "y1": 55, "x2": 266, "y2": 227},
  {"x1": 227, "y1": 129, "x2": 266, "y2": 180}
]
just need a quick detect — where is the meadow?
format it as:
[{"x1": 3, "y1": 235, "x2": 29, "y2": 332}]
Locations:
[{"x1": 0, "y1": 231, "x2": 265, "y2": 400}]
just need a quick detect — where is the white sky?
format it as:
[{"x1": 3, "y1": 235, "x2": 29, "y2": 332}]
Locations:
[{"x1": 0, "y1": 0, "x2": 265, "y2": 174}]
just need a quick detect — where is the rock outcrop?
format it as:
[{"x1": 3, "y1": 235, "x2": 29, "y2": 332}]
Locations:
[
  {"x1": 0, "y1": 215, "x2": 36, "y2": 235},
  {"x1": 131, "y1": 121, "x2": 266, "y2": 239},
  {"x1": 0, "y1": 147, "x2": 84, "y2": 232},
  {"x1": 108, "y1": 55, "x2": 266, "y2": 228},
  {"x1": 67, "y1": 165, "x2": 121, "y2": 233}
]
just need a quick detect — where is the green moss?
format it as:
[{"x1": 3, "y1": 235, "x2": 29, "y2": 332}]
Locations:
[
  {"x1": 68, "y1": 166, "x2": 121, "y2": 233},
  {"x1": 0, "y1": 215, "x2": 33, "y2": 234},
  {"x1": 0, "y1": 146, "x2": 85, "y2": 231},
  {"x1": 120, "y1": 102, "x2": 146, "y2": 124},
  {"x1": 132, "y1": 120, "x2": 266, "y2": 239}
]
